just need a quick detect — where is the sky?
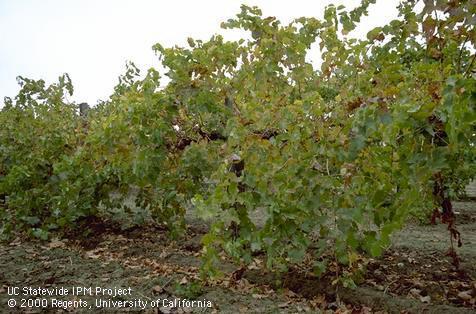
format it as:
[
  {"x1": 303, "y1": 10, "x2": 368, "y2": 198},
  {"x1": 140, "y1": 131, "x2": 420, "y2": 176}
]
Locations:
[{"x1": 0, "y1": 0, "x2": 400, "y2": 106}]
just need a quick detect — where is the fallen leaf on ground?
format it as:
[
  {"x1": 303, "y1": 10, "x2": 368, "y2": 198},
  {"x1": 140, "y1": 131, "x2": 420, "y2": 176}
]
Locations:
[
  {"x1": 48, "y1": 239, "x2": 65, "y2": 249},
  {"x1": 457, "y1": 291, "x2": 472, "y2": 301},
  {"x1": 278, "y1": 301, "x2": 291, "y2": 308},
  {"x1": 252, "y1": 293, "x2": 266, "y2": 299},
  {"x1": 409, "y1": 288, "x2": 421, "y2": 298},
  {"x1": 153, "y1": 285, "x2": 163, "y2": 293},
  {"x1": 85, "y1": 251, "x2": 100, "y2": 259}
]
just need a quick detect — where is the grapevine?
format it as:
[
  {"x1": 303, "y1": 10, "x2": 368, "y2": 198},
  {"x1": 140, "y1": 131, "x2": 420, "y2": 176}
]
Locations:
[{"x1": 0, "y1": 1, "x2": 474, "y2": 283}]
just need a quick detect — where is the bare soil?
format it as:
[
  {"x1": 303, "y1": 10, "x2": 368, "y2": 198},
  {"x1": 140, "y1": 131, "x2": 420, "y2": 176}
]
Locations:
[{"x1": 1, "y1": 201, "x2": 475, "y2": 313}]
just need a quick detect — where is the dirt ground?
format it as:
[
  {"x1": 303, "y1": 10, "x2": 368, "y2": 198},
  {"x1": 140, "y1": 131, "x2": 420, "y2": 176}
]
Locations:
[{"x1": 1, "y1": 201, "x2": 475, "y2": 313}]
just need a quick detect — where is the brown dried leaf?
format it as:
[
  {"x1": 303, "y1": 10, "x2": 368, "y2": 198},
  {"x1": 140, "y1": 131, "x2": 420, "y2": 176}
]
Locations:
[
  {"x1": 252, "y1": 293, "x2": 266, "y2": 299},
  {"x1": 457, "y1": 291, "x2": 472, "y2": 301},
  {"x1": 278, "y1": 301, "x2": 291, "y2": 308},
  {"x1": 179, "y1": 276, "x2": 188, "y2": 285},
  {"x1": 409, "y1": 288, "x2": 421, "y2": 298},
  {"x1": 153, "y1": 285, "x2": 163, "y2": 293},
  {"x1": 85, "y1": 251, "x2": 100, "y2": 259}
]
